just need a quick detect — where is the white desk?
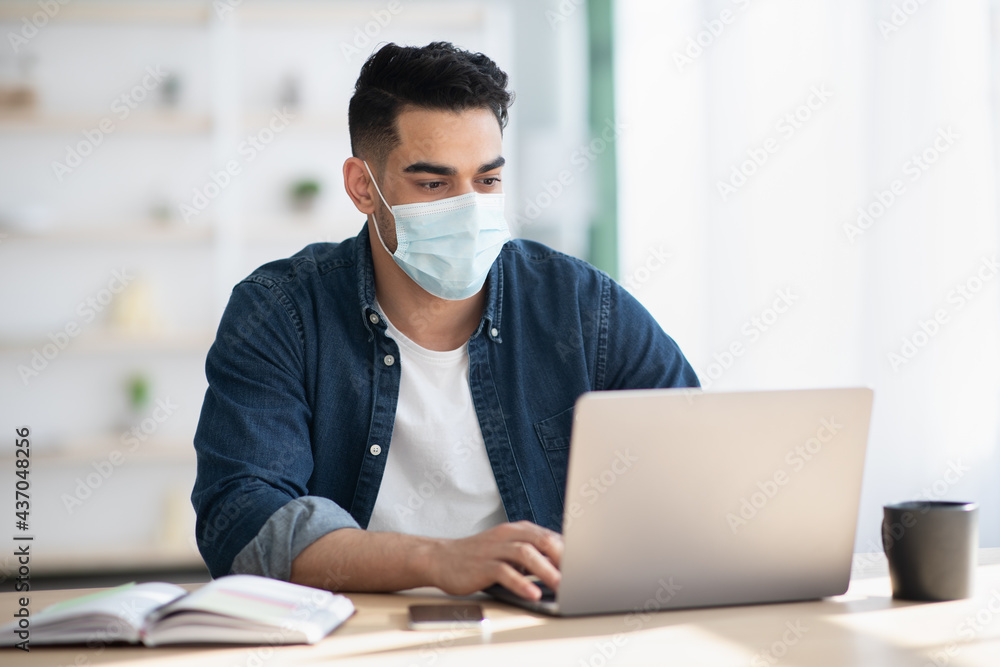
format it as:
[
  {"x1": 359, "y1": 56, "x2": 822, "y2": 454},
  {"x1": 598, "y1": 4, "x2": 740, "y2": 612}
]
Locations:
[{"x1": 4, "y1": 551, "x2": 1000, "y2": 666}]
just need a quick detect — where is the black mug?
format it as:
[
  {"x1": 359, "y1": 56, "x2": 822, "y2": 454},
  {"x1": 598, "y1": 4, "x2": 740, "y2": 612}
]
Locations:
[{"x1": 882, "y1": 501, "x2": 978, "y2": 601}]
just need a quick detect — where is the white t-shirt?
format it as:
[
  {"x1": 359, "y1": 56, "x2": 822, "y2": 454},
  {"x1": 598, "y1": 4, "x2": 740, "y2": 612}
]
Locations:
[{"x1": 366, "y1": 304, "x2": 507, "y2": 538}]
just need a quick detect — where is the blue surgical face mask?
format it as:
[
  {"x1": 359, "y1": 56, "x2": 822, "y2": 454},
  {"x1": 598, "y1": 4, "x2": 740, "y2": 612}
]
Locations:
[{"x1": 364, "y1": 160, "x2": 510, "y2": 301}]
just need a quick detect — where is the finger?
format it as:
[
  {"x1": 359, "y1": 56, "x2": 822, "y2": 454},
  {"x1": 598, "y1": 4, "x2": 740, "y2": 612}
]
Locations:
[
  {"x1": 494, "y1": 562, "x2": 543, "y2": 601},
  {"x1": 505, "y1": 541, "x2": 561, "y2": 592},
  {"x1": 534, "y1": 529, "x2": 564, "y2": 568},
  {"x1": 507, "y1": 522, "x2": 564, "y2": 568}
]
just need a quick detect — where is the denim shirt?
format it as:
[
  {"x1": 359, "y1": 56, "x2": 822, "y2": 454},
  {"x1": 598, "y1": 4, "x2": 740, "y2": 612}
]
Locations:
[{"x1": 191, "y1": 225, "x2": 699, "y2": 580}]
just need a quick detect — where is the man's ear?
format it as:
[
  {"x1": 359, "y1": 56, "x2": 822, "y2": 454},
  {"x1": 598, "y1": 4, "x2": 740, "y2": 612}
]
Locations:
[{"x1": 343, "y1": 157, "x2": 377, "y2": 214}]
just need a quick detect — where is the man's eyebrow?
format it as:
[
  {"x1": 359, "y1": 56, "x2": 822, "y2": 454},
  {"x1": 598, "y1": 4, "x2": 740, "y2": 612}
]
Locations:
[
  {"x1": 478, "y1": 156, "x2": 505, "y2": 173},
  {"x1": 400, "y1": 156, "x2": 506, "y2": 176},
  {"x1": 402, "y1": 161, "x2": 456, "y2": 176}
]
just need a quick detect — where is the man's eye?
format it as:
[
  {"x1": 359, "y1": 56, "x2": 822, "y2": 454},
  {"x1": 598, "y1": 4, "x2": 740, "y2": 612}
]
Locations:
[
  {"x1": 481, "y1": 177, "x2": 500, "y2": 186},
  {"x1": 422, "y1": 182, "x2": 444, "y2": 190}
]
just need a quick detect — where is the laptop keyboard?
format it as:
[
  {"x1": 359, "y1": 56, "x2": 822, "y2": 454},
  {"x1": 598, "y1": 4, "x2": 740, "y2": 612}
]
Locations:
[
  {"x1": 535, "y1": 580, "x2": 557, "y2": 602},
  {"x1": 520, "y1": 575, "x2": 557, "y2": 601},
  {"x1": 484, "y1": 577, "x2": 557, "y2": 604}
]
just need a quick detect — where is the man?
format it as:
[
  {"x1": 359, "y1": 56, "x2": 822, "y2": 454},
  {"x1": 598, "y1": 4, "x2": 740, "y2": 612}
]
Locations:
[{"x1": 192, "y1": 42, "x2": 698, "y2": 602}]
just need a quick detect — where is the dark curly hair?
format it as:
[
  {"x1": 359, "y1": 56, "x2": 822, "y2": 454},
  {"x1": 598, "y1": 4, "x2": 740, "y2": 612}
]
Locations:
[{"x1": 348, "y1": 41, "x2": 514, "y2": 167}]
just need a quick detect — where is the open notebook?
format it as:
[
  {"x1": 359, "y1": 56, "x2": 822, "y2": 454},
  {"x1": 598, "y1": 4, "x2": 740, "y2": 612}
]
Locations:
[{"x1": 0, "y1": 574, "x2": 354, "y2": 648}]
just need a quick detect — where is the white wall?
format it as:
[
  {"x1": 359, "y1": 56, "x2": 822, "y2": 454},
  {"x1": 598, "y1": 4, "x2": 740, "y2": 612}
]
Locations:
[{"x1": 615, "y1": 0, "x2": 1000, "y2": 551}]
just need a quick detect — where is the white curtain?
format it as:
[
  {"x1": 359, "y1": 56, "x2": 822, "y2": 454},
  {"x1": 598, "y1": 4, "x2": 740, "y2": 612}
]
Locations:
[{"x1": 614, "y1": 0, "x2": 1000, "y2": 550}]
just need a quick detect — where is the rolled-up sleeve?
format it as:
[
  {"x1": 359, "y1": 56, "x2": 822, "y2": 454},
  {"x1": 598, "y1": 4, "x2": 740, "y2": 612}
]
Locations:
[
  {"x1": 191, "y1": 278, "x2": 356, "y2": 579},
  {"x1": 230, "y1": 496, "x2": 360, "y2": 580}
]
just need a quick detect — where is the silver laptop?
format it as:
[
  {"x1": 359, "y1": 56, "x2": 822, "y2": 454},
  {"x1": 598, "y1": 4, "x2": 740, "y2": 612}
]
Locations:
[{"x1": 486, "y1": 387, "x2": 874, "y2": 616}]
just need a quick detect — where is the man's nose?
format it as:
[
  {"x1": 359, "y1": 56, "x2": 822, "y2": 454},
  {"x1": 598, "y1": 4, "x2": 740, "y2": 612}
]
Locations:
[{"x1": 455, "y1": 181, "x2": 477, "y2": 196}]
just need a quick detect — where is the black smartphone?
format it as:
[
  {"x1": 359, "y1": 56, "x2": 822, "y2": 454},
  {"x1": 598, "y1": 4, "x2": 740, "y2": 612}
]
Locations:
[{"x1": 407, "y1": 603, "x2": 487, "y2": 630}]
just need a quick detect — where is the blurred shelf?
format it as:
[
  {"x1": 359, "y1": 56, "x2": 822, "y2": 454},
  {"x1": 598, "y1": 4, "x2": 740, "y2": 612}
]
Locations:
[
  {"x1": 0, "y1": 438, "x2": 196, "y2": 464},
  {"x1": 1, "y1": 545, "x2": 207, "y2": 577},
  {"x1": 242, "y1": 111, "x2": 343, "y2": 133},
  {"x1": 0, "y1": 221, "x2": 363, "y2": 244},
  {"x1": 0, "y1": 2, "x2": 209, "y2": 23},
  {"x1": 235, "y1": 2, "x2": 487, "y2": 26},
  {"x1": 0, "y1": 433, "x2": 196, "y2": 467},
  {"x1": 0, "y1": 1, "x2": 487, "y2": 26},
  {"x1": 241, "y1": 218, "x2": 358, "y2": 244},
  {"x1": 0, "y1": 330, "x2": 215, "y2": 354},
  {"x1": 0, "y1": 111, "x2": 212, "y2": 133},
  {"x1": 0, "y1": 224, "x2": 213, "y2": 243}
]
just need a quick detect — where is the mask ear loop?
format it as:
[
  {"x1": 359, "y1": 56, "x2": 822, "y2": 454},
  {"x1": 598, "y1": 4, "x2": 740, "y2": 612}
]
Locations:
[{"x1": 363, "y1": 160, "x2": 396, "y2": 255}]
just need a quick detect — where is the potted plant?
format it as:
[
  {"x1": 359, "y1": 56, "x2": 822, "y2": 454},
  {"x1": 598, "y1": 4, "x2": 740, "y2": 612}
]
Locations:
[{"x1": 289, "y1": 179, "x2": 321, "y2": 213}]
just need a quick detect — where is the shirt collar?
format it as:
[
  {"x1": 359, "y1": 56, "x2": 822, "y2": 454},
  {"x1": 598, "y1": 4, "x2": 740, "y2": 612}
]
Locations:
[{"x1": 354, "y1": 222, "x2": 504, "y2": 343}]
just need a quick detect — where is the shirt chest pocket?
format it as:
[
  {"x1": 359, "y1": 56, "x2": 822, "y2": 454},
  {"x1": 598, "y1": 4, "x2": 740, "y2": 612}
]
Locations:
[{"x1": 532, "y1": 406, "x2": 575, "y2": 501}]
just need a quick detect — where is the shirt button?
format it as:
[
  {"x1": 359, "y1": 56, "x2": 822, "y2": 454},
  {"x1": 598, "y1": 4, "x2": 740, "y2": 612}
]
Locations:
[
  {"x1": 383, "y1": 354, "x2": 395, "y2": 366},
  {"x1": 490, "y1": 327, "x2": 499, "y2": 338},
  {"x1": 370, "y1": 444, "x2": 382, "y2": 456},
  {"x1": 369, "y1": 313, "x2": 380, "y2": 324}
]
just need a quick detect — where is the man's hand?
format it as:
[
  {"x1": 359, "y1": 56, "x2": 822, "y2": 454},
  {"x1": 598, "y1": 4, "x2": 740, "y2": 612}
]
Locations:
[
  {"x1": 425, "y1": 521, "x2": 563, "y2": 600},
  {"x1": 290, "y1": 521, "x2": 563, "y2": 601}
]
